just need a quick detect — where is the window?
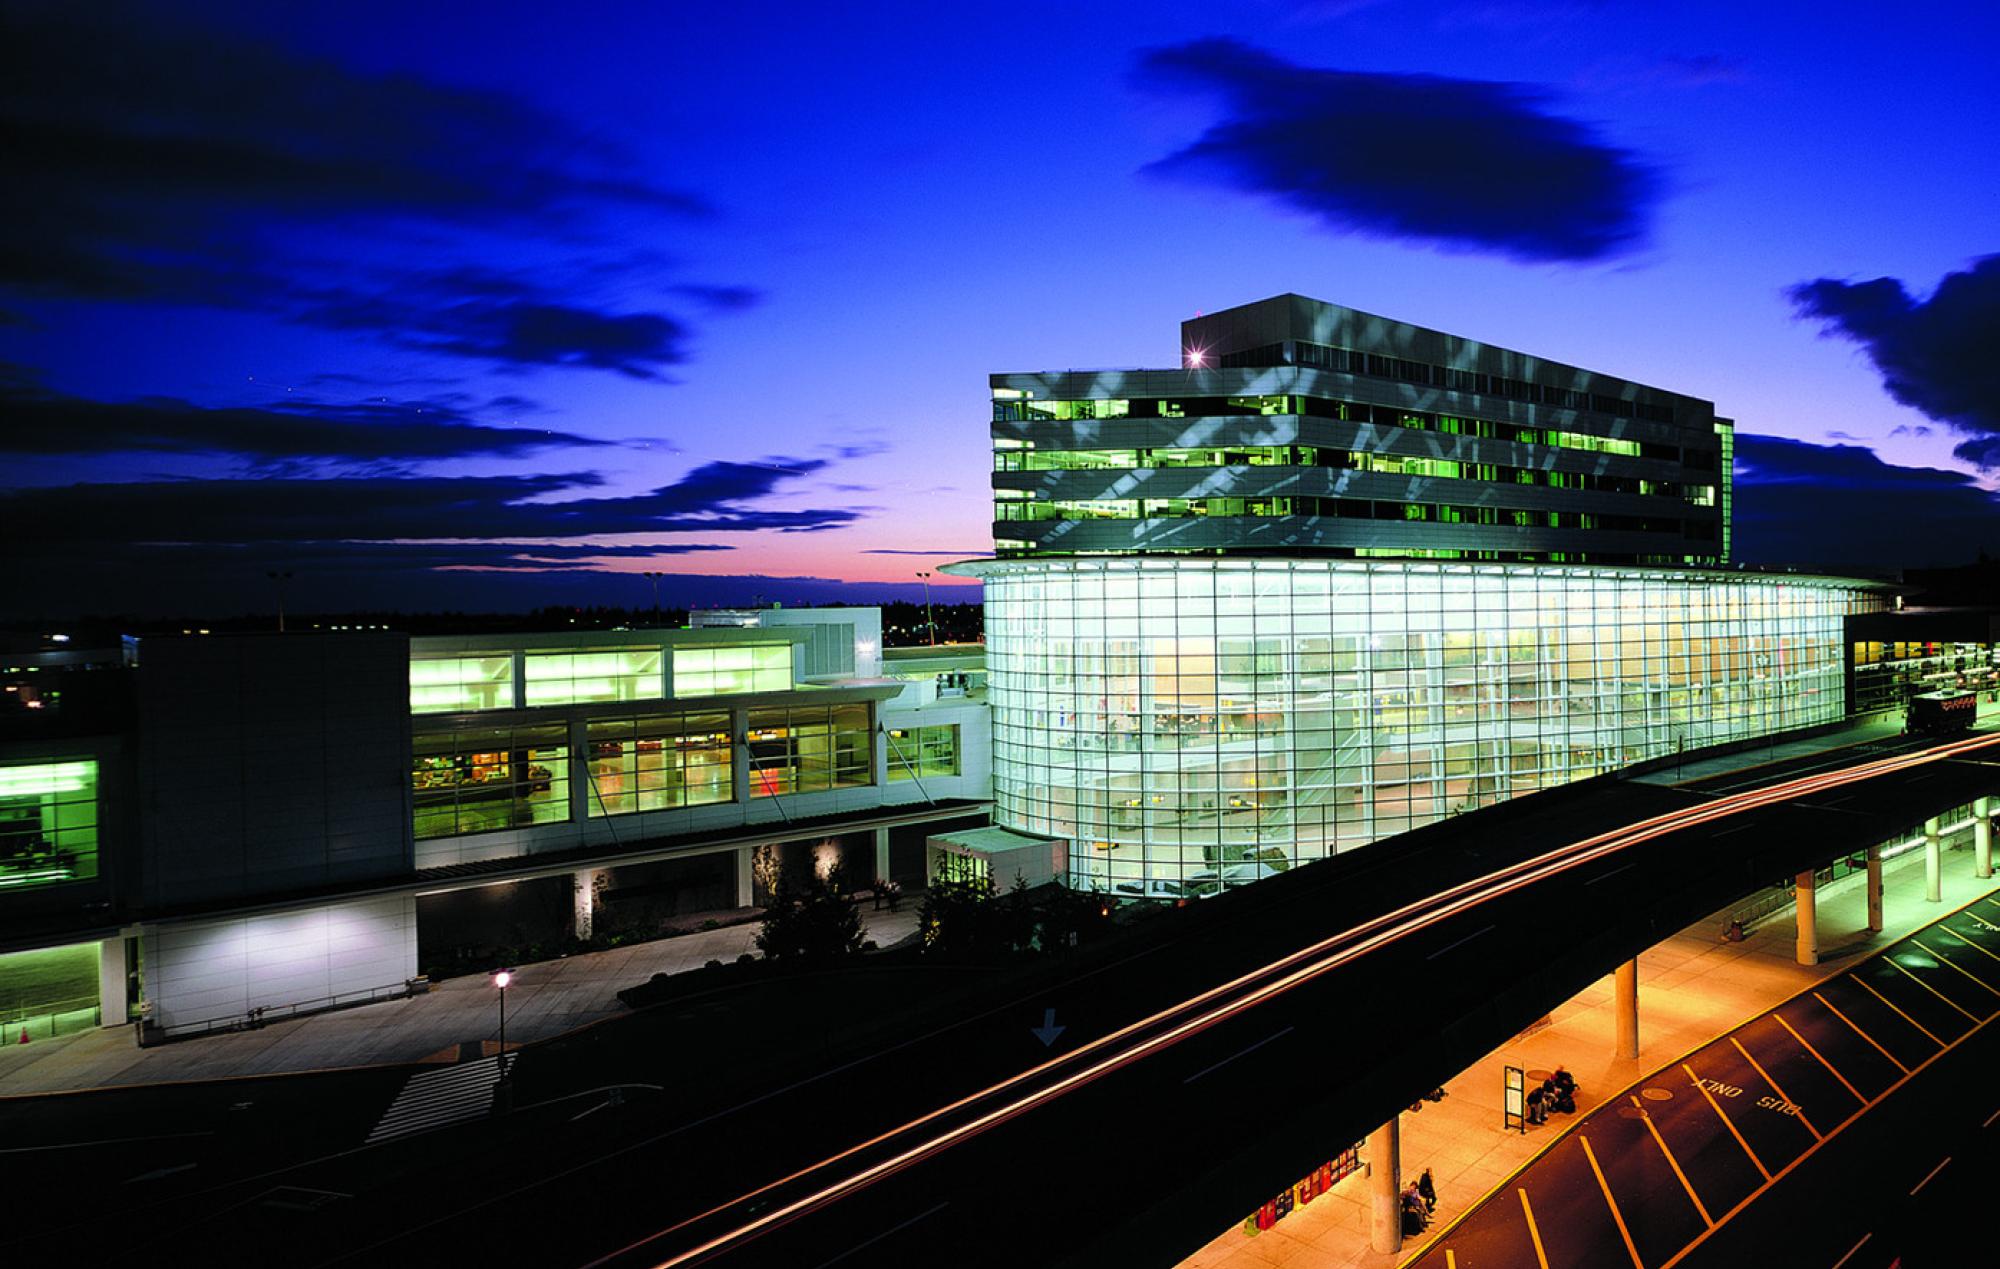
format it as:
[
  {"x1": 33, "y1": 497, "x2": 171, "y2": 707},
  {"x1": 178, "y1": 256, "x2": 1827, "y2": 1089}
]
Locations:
[
  {"x1": 0, "y1": 759, "x2": 98, "y2": 889},
  {"x1": 887, "y1": 725, "x2": 960, "y2": 780},
  {"x1": 525, "y1": 648, "x2": 663, "y2": 706},
  {"x1": 412, "y1": 723, "x2": 569, "y2": 839},
  {"x1": 586, "y1": 712, "x2": 732, "y2": 815},
  {"x1": 410, "y1": 654, "x2": 513, "y2": 713},
  {"x1": 746, "y1": 704, "x2": 872, "y2": 796},
  {"x1": 673, "y1": 644, "x2": 792, "y2": 697}
]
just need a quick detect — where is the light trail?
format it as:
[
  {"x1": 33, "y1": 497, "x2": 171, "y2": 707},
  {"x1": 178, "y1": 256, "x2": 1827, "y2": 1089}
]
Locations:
[{"x1": 603, "y1": 730, "x2": 2000, "y2": 1268}]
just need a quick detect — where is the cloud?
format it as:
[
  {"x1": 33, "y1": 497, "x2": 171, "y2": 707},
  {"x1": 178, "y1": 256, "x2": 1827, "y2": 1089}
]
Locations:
[
  {"x1": 1731, "y1": 434, "x2": 2000, "y2": 567},
  {"x1": 2, "y1": 5, "x2": 737, "y2": 377},
  {"x1": 862, "y1": 549, "x2": 993, "y2": 556},
  {"x1": 0, "y1": 377, "x2": 608, "y2": 462},
  {"x1": 1131, "y1": 38, "x2": 1661, "y2": 263},
  {"x1": 1790, "y1": 256, "x2": 2000, "y2": 469}
]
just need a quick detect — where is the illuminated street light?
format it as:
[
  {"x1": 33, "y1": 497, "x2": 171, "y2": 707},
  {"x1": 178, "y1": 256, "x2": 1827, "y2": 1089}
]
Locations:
[{"x1": 492, "y1": 968, "x2": 513, "y2": 1082}]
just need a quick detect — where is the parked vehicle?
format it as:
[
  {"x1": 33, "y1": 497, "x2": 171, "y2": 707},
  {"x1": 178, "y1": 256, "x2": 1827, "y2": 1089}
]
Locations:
[{"x1": 1909, "y1": 690, "x2": 1977, "y2": 735}]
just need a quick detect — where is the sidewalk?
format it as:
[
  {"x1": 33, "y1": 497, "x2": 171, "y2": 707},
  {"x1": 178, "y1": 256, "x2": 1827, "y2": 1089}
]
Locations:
[
  {"x1": 1176, "y1": 841, "x2": 2000, "y2": 1269},
  {"x1": 0, "y1": 904, "x2": 921, "y2": 1096}
]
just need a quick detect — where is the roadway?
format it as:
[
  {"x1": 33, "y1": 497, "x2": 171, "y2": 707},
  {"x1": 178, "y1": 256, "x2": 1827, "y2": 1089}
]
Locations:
[
  {"x1": 8, "y1": 726, "x2": 1999, "y2": 1268},
  {"x1": 1410, "y1": 890, "x2": 2000, "y2": 1269}
]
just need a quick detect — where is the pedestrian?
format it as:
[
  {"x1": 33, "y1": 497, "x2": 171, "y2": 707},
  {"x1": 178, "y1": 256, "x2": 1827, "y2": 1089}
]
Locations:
[
  {"x1": 1526, "y1": 1085, "x2": 1546, "y2": 1125},
  {"x1": 1417, "y1": 1168, "x2": 1437, "y2": 1214}
]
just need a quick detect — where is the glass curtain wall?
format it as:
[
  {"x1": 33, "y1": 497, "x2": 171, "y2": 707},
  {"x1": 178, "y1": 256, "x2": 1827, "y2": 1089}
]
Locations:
[
  {"x1": 410, "y1": 654, "x2": 514, "y2": 713},
  {"x1": 887, "y1": 724, "x2": 960, "y2": 780},
  {"x1": 973, "y1": 559, "x2": 1878, "y2": 893},
  {"x1": 673, "y1": 644, "x2": 793, "y2": 697},
  {"x1": 412, "y1": 723, "x2": 570, "y2": 839},
  {"x1": 525, "y1": 649, "x2": 664, "y2": 707},
  {"x1": 0, "y1": 759, "x2": 98, "y2": 889},
  {"x1": 746, "y1": 704, "x2": 872, "y2": 797},
  {"x1": 585, "y1": 712, "x2": 733, "y2": 815}
]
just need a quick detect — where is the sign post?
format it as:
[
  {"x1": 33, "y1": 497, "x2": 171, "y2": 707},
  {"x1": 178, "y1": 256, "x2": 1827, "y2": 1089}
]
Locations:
[{"x1": 1503, "y1": 1064, "x2": 1526, "y2": 1134}]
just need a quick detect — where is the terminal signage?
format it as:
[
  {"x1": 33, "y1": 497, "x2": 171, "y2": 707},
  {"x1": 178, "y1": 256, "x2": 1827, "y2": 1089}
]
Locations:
[{"x1": 1241, "y1": 1145, "x2": 1362, "y2": 1236}]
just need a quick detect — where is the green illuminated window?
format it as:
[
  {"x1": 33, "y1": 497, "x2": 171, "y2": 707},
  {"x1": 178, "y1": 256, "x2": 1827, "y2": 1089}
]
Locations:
[
  {"x1": 411, "y1": 654, "x2": 514, "y2": 714},
  {"x1": 585, "y1": 712, "x2": 732, "y2": 815},
  {"x1": 0, "y1": 759, "x2": 98, "y2": 889},
  {"x1": 887, "y1": 724, "x2": 960, "y2": 781},
  {"x1": 412, "y1": 724, "x2": 569, "y2": 839},
  {"x1": 673, "y1": 644, "x2": 792, "y2": 697},
  {"x1": 525, "y1": 648, "x2": 664, "y2": 707},
  {"x1": 746, "y1": 703, "x2": 871, "y2": 796}
]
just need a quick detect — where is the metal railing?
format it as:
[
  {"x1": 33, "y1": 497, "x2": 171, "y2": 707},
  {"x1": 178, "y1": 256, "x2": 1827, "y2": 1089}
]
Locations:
[
  {"x1": 0, "y1": 994, "x2": 101, "y2": 1042},
  {"x1": 157, "y1": 978, "x2": 420, "y2": 1041}
]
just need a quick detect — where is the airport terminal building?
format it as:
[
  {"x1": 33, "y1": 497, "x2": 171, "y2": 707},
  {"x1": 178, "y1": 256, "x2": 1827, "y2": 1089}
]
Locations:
[{"x1": 951, "y1": 295, "x2": 1884, "y2": 894}]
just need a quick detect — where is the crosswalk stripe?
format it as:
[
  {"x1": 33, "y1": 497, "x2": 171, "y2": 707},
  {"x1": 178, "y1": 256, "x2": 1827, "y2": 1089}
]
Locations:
[{"x1": 366, "y1": 1055, "x2": 506, "y2": 1144}]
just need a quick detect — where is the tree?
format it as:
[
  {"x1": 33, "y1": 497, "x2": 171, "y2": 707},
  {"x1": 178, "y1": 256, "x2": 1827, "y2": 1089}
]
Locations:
[{"x1": 756, "y1": 868, "x2": 864, "y2": 960}]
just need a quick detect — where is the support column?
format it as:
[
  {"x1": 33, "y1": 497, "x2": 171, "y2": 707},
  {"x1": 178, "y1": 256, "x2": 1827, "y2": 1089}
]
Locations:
[
  {"x1": 735, "y1": 845, "x2": 756, "y2": 909},
  {"x1": 1925, "y1": 816, "x2": 1943, "y2": 903},
  {"x1": 1976, "y1": 797, "x2": 1993, "y2": 880},
  {"x1": 873, "y1": 826, "x2": 891, "y2": 884},
  {"x1": 1866, "y1": 843, "x2": 1884, "y2": 933},
  {"x1": 1795, "y1": 869, "x2": 1818, "y2": 966},
  {"x1": 97, "y1": 938, "x2": 129, "y2": 1028},
  {"x1": 571, "y1": 869, "x2": 601, "y2": 940},
  {"x1": 1368, "y1": 1115, "x2": 1402, "y2": 1254},
  {"x1": 1614, "y1": 958, "x2": 1639, "y2": 1060}
]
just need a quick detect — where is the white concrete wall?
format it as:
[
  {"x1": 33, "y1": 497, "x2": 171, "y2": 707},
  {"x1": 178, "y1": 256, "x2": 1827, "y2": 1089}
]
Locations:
[{"x1": 142, "y1": 895, "x2": 417, "y2": 1032}]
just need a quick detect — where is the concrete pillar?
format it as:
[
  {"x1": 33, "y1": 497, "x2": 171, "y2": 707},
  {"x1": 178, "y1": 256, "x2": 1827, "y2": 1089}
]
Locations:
[
  {"x1": 735, "y1": 845, "x2": 756, "y2": 909},
  {"x1": 1614, "y1": 958, "x2": 1639, "y2": 1059},
  {"x1": 1925, "y1": 816, "x2": 1943, "y2": 903},
  {"x1": 97, "y1": 938, "x2": 129, "y2": 1028},
  {"x1": 1795, "y1": 869, "x2": 1818, "y2": 966},
  {"x1": 1368, "y1": 1115, "x2": 1402, "y2": 1254},
  {"x1": 572, "y1": 869, "x2": 601, "y2": 940},
  {"x1": 1866, "y1": 843, "x2": 1884, "y2": 933},
  {"x1": 873, "y1": 826, "x2": 892, "y2": 884},
  {"x1": 1976, "y1": 797, "x2": 1993, "y2": 880}
]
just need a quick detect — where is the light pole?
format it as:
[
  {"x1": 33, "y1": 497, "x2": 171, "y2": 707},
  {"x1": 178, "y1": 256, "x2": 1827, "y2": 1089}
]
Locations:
[
  {"x1": 916, "y1": 572, "x2": 935, "y2": 646},
  {"x1": 492, "y1": 968, "x2": 512, "y2": 1079},
  {"x1": 641, "y1": 570, "x2": 664, "y2": 626},
  {"x1": 266, "y1": 570, "x2": 293, "y2": 633}
]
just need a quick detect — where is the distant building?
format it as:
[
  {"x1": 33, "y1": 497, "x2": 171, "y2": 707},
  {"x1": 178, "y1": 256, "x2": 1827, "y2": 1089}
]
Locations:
[
  {"x1": 952, "y1": 295, "x2": 1881, "y2": 898},
  {"x1": 0, "y1": 610, "x2": 989, "y2": 1039}
]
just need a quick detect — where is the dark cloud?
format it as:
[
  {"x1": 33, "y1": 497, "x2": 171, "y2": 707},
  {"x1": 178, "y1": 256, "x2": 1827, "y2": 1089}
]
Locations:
[
  {"x1": 673, "y1": 285, "x2": 765, "y2": 313},
  {"x1": 0, "y1": 377, "x2": 606, "y2": 462},
  {"x1": 1130, "y1": 39, "x2": 1661, "y2": 263},
  {"x1": 1732, "y1": 434, "x2": 2000, "y2": 567},
  {"x1": 1790, "y1": 257, "x2": 2000, "y2": 469},
  {"x1": 1, "y1": 5, "x2": 736, "y2": 377}
]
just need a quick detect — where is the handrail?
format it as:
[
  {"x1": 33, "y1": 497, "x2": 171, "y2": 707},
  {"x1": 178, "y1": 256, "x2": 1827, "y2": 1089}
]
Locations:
[{"x1": 158, "y1": 978, "x2": 419, "y2": 1039}]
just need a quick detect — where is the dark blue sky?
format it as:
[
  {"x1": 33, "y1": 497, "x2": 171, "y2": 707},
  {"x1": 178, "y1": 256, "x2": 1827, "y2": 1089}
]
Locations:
[{"x1": 5, "y1": 0, "x2": 1999, "y2": 616}]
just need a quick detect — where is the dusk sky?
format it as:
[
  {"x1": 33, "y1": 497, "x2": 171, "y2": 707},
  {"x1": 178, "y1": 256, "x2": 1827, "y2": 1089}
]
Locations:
[{"x1": 6, "y1": 0, "x2": 1998, "y2": 617}]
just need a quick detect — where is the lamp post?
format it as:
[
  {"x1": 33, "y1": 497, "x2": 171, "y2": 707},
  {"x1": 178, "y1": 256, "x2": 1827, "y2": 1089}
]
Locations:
[
  {"x1": 916, "y1": 572, "x2": 935, "y2": 647},
  {"x1": 266, "y1": 570, "x2": 293, "y2": 633},
  {"x1": 492, "y1": 968, "x2": 512, "y2": 1078},
  {"x1": 641, "y1": 570, "x2": 665, "y2": 626}
]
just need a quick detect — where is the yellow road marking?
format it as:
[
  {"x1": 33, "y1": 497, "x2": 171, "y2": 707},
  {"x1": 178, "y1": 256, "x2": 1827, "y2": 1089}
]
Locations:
[
  {"x1": 1631, "y1": 1094, "x2": 1714, "y2": 1227},
  {"x1": 1938, "y1": 924, "x2": 2000, "y2": 964},
  {"x1": 1811, "y1": 990, "x2": 1910, "y2": 1074},
  {"x1": 1882, "y1": 958, "x2": 1981, "y2": 1022},
  {"x1": 1773, "y1": 1013, "x2": 1864, "y2": 1104},
  {"x1": 1580, "y1": 1134, "x2": 1646, "y2": 1269},
  {"x1": 1518, "y1": 1188, "x2": 1551, "y2": 1269},
  {"x1": 1730, "y1": 1035, "x2": 1821, "y2": 1139},
  {"x1": 1684, "y1": 1061, "x2": 1771, "y2": 1180},
  {"x1": 1854, "y1": 976, "x2": 1949, "y2": 1046},
  {"x1": 1446, "y1": 1252, "x2": 1457, "y2": 1269},
  {"x1": 1913, "y1": 936, "x2": 2000, "y2": 997}
]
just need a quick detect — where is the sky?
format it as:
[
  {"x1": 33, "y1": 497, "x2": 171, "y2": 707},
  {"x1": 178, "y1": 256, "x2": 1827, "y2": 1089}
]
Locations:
[{"x1": 4, "y1": 0, "x2": 1999, "y2": 618}]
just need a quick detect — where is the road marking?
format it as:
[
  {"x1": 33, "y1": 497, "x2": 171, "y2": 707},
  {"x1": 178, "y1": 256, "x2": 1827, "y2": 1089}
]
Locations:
[
  {"x1": 1983, "y1": 1105, "x2": 2000, "y2": 1128},
  {"x1": 1518, "y1": 1188, "x2": 1551, "y2": 1269},
  {"x1": 1911, "y1": 936, "x2": 2000, "y2": 997},
  {"x1": 1774, "y1": 1014, "x2": 1864, "y2": 1104},
  {"x1": 1181, "y1": 1026, "x2": 1295, "y2": 1084},
  {"x1": 1631, "y1": 1095, "x2": 1714, "y2": 1227},
  {"x1": 0, "y1": 1130, "x2": 213, "y2": 1156},
  {"x1": 1853, "y1": 977, "x2": 1948, "y2": 1047},
  {"x1": 1585, "y1": 862, "x2": 1638, "y2": 886},
  {"x1": 1580, "y1": 1135, "x2": 1646, "y2": 1269},
  {"x1": 1426, "y1": 924, "x2": 1497, "y2": 961},
  {"x1": 1730, "y1": 1035, "x2": 1821, "y2": 1138},
  {"x1": 1684, "y1": 1062, "x2": 1771, "y2": 1180},
  {"x1": 1446, "y1": 1252, "x2": 1456, "y2": 1269},
  {"x1": 125, "y1": 1162, "x2": 199, "y2": 1184},
  {"x1": 1831, "y1": 1233, "x2": 1872, "y2": 1269},
  {"x1": 1712, "y1": 823, "x2": 1756, "y2": 838},
  {"x1": 1937, "y1": 925, "x2": 2000, "y2": 963},
  {"x1": 1883, "y1": 957, "x2": 1984, "y2": 1022},
  {"x1": 811, "y1": 1201, "x2": 949, "y2": 1268},
  {"x1": 1812, "y1": 990, "x2": 1910, "y2": 1074},
  {"x1": 1909, "y1": 1156, "x2": 1951, "y2": 1196}
]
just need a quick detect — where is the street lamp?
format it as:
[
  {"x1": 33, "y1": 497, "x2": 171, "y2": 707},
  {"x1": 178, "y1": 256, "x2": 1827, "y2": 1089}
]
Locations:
[
  {"x1": 641, "y1": 570, "x2": 664, "y2": 626},
  {"x1": 916, "y1": 572, "x2": 935, "y2": 647},
  {"x1": 492, "y1": 968, "x2": 513, "y2": 1079},
  {"x1": 265, "y1": 570, "x2": 293, "y2": 633}
]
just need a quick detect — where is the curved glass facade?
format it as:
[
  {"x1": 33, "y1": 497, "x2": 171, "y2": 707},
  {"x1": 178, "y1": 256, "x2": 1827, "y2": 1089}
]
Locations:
[{"x1": 958, "y1": 558, "x2": 1880, "y2": 894}]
